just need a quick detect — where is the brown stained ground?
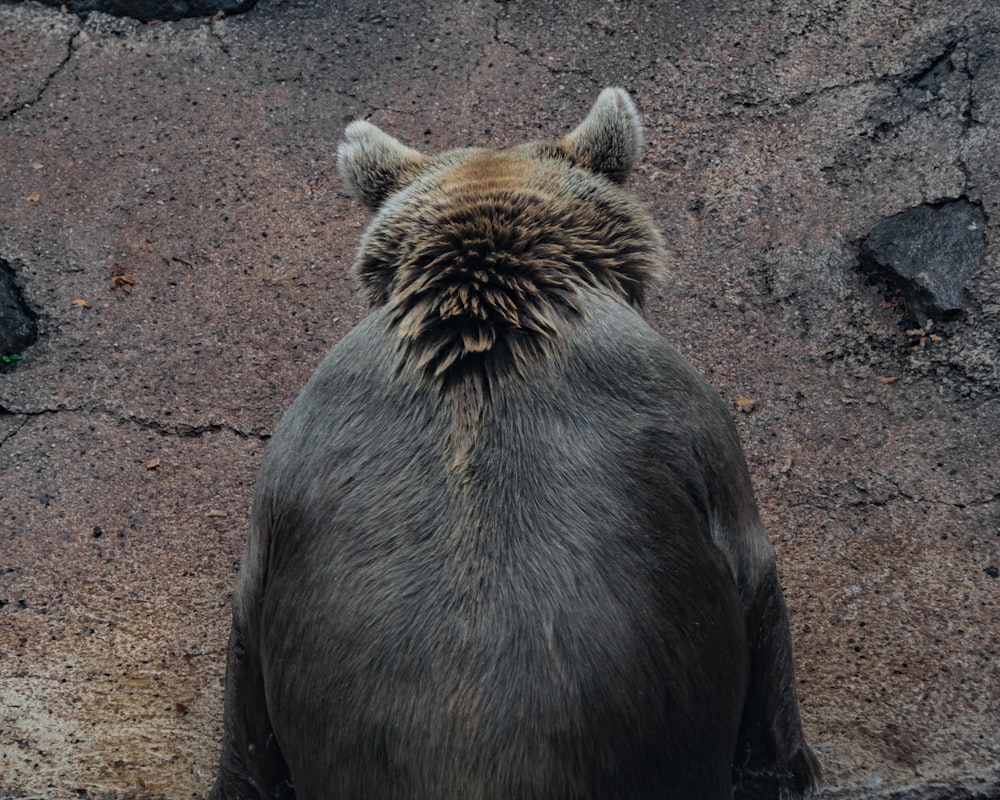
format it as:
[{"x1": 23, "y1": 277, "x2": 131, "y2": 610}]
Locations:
[{"x1": 0, "y1": 1, "x2": 998, "y2": 798}]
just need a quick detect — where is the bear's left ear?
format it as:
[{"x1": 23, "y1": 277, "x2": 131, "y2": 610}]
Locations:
[
  {"x1": 560, "y1": 88, "x2": 643, "y2": 183},
  {"x1": 337, "y1": 120, "x2": 428, "y2": 209}
]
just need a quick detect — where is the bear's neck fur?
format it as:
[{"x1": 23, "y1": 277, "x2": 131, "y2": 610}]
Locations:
[{"x1": 352, "y1": 155, "x2": 666, "y2": 387}]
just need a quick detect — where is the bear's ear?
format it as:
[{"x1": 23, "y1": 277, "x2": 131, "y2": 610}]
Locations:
[
  {"x1": 337, "y1": 120, "x2": 428, "y2": 209},
  {"x1": 560, "y1": 88, "x2": 643, "y2": 183}
]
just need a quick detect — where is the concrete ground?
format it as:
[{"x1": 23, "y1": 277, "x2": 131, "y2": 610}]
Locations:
[{"x1": 0, "y1": 0, "x2": 997, "y2": 797}]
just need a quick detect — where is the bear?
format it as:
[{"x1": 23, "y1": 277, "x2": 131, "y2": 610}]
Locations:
[{"x1": 208, "y1": 88, "x2": 821, "y2": 800}]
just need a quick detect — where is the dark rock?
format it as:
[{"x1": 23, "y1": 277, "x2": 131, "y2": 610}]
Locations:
[
  {"x1": 26, "y1": 0, "x2": 258, "y2": 22},
  {"x1": 0, "y1": 258, "x2": 37, "y2": 364},
  {"x1": 859, "y1": 199, "x2": 986, "y2": 324}
]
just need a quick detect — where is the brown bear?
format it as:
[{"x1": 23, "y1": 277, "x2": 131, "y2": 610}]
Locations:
[{"x1": 209, "y1": 88, "x2": 820, "y2": 800}]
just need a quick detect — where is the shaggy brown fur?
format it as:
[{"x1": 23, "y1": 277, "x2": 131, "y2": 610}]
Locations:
[{"x1": 351, "y1": 153, "x2": 665, "y2": 386}]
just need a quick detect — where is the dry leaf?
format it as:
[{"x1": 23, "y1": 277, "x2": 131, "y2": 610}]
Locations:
[
  {"x1": 206, "y1": 509, "x2": 228, "y2": 518},
  {"x1": 174, "y1": 692, "x2": 195, "y2": 713},
  {"x1": 881, "y1": 376, "x2": 899, "y2": 385},
  {"x1": 71, "y1": 298, "x2": 90, "y2": 308},
  {"x1": 25, "y1": 193, "x2": 40, "y2": 202},
  {"x1": 736, "y1": 396, "x2": 757, "y2": 414},
  {"x1": 110, "y1": 274, "x2": 136, "y2": 294},
  {"x1": 31, "y1": 161, "x2": 44, "y2": 170},
  {"x1": 145, "y1": 459, "x2": 160, "y2": 470}
]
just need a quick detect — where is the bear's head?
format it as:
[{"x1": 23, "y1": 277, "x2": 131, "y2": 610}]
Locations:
[{"x1": 337, "y1": 88, "x2": 666, "y2": 381}]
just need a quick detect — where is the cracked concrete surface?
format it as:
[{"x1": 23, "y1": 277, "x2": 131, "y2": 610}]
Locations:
[
  {"x1": 1, "y1": 0, "x2": 998, "y2": 798},
  {"x1": 0, "y1": 9, "x2": 81, "y2": 121}
]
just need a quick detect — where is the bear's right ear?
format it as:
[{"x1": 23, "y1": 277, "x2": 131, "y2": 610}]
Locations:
[
  {"x1": 337, "y1": 120, "x2": 428, "y2": 209},
  {"x1": 560, "y1": 88, "x2": 644, "y2": 183}
]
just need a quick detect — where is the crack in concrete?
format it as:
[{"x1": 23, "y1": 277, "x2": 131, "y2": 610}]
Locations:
[
  {"x1": 789, "y1": 473, "x2": 998, "y2": 512},
  {"x1": 1, "y1": 21, "x2": 83, "y2": 124},
  {"x1": 955, "y1": 46, "x2": 977, "y2": 192},
  {"x1": 907, "y1": 489, "x2": 987, "y2": 510},
  {"x1": 463, "y1": 3, "x2": 502, "y2": 82},
  {"x1": 0, "y1": 401, "x2": 269, "y2": 442},
  {"x1": 118, "y1": 409, "x2": 269, "y2": 439},
  {"x1": 882, "y1": 485, "x2": 995, "y2": 511},
  {"x1": 483, "y1": 1, "x2": 503, "y2": 71},
  {"x1": 0, "y1": 413, "x2": 29, "y2": 451},
  {"x1": 489, "y1": 4, "x2": 591, "y2": 80}
]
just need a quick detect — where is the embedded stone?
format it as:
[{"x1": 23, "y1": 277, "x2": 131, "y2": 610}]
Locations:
[{"x1": 859, "y1": 199, "x2": 986, "y2": 324}]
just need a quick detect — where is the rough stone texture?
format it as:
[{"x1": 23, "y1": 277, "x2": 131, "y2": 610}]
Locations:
[
  {"x1": 859, "y1": 199, "x2": 986, "y2": 324},
  {"x1": 0, "y1": 1, "x2": 997, "y2": 798},
  {"x1": 24, "y1": 0, "x2": 258, "y2": 23}
]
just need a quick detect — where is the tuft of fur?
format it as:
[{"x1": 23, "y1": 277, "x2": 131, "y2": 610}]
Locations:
[
  {"x1": 337, "y1": 120, "x2": 428, "y2": 209},
  {"x1": 337, "y1": 90, "x2": 666, "y2": 386},
  {"x1": 560, "y1": 87, "x2": 644, "y2": 182}
]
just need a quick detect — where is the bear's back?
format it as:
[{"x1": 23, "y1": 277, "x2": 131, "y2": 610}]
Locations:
[{"x1": 253, "y1": 290, "x2": 748, "y2": 800}]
